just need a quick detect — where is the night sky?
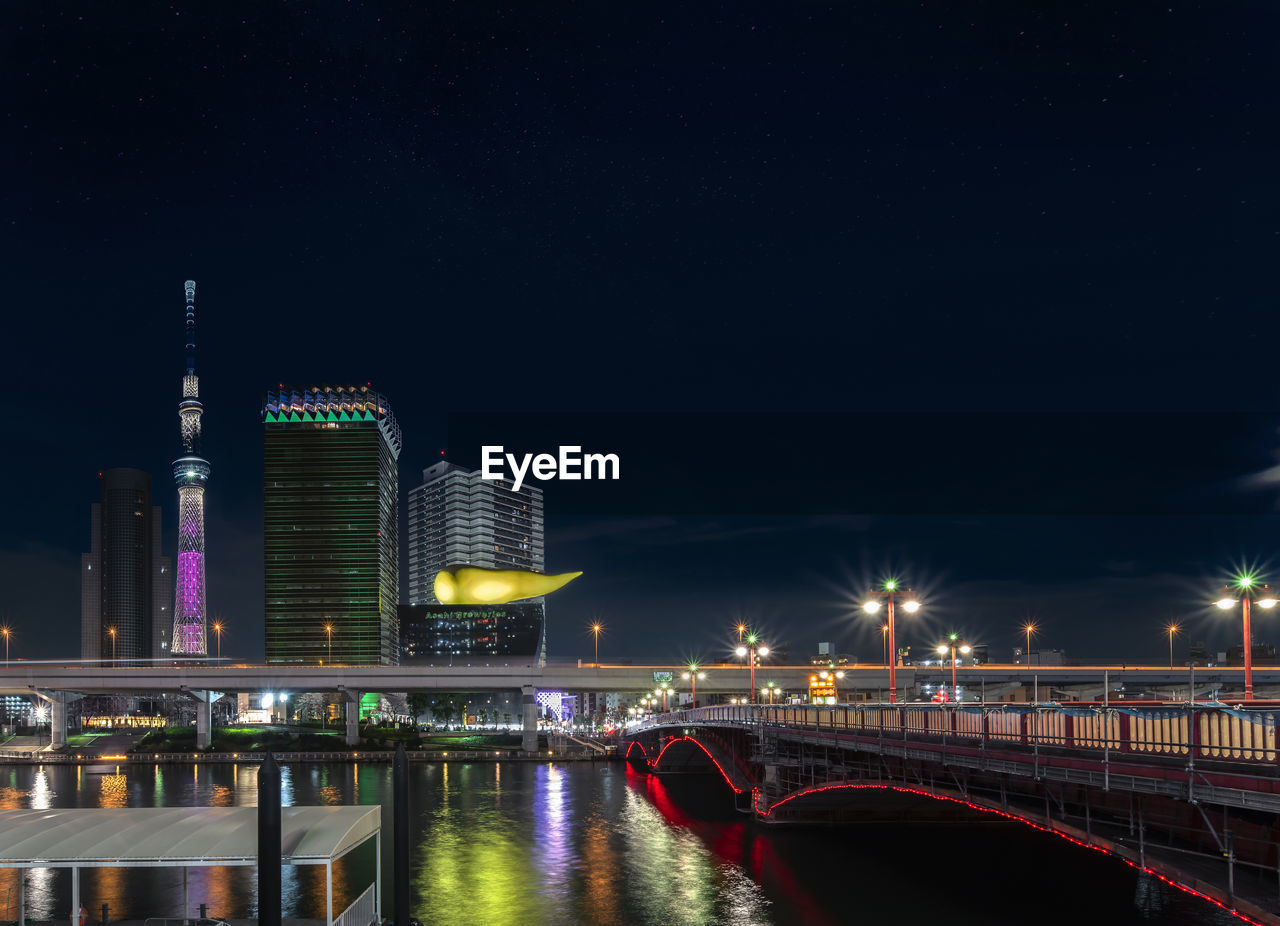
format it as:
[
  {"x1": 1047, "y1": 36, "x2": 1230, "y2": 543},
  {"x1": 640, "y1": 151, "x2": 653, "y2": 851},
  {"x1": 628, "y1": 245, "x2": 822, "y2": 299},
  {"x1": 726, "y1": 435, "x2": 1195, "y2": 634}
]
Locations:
[{"x1": 3, "y1": 3, "x2": 1280, "y2": 667}]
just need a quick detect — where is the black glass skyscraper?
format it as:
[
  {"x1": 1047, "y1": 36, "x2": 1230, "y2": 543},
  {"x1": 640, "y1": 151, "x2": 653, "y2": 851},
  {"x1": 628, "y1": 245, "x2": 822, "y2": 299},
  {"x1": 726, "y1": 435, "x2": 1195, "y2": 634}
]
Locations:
[
  {"x1": 263, "y1": 385, "x2": 401, "y2": 665},
  {"x1": 81, "y1": 468, "x2": 172, "y2": 663}
]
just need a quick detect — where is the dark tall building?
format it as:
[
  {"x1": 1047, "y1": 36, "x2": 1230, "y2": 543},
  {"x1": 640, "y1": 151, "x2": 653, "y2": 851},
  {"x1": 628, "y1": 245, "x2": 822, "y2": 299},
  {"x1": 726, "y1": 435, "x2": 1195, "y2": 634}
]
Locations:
[
  {"x1": 263, "y1": 385, "x2": 401, "y2": 665},
  {"x1": 399, "y1": 602, "x2": 546, "y2": 665},
  {"x1": 81, "y1": 468, "x2": 172, "y2": 663}
]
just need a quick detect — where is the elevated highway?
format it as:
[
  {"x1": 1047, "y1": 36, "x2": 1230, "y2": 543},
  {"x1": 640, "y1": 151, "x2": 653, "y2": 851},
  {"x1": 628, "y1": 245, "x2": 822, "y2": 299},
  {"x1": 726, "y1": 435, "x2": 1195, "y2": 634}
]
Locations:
[{"x1": 4, "y1": 661, "x2": 1280, "y2": 752}]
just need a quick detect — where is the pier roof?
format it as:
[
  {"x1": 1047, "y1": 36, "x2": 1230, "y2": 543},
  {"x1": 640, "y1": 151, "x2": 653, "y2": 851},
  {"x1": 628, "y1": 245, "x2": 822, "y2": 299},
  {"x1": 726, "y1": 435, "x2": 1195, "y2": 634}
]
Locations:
[{"x1": 0, "y1": 804, "x2": 380, "y2": 867}]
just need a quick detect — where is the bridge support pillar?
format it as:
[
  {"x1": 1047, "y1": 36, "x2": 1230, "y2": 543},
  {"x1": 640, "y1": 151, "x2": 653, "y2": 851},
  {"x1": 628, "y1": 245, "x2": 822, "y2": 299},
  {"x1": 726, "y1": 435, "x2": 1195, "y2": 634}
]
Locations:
[
  {"x1": 34, "y1": 691, "x2": 77, "y2": 749},
  {"x1": 184, "y1": 690, "x2": 222, "y2": 750},
  {"x1": 342, "y1": 690, "x2": 362, "y2": 746},
  {"x1": 521, "y1": 685, "x2": 538, "y2": 753}
]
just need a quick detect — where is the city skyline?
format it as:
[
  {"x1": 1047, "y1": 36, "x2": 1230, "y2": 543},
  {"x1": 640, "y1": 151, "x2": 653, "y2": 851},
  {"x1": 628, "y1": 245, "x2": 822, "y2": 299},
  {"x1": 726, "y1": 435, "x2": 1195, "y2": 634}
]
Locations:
[{"x1": 3, "y1": 4, "x2": 1280, "y2": 669}]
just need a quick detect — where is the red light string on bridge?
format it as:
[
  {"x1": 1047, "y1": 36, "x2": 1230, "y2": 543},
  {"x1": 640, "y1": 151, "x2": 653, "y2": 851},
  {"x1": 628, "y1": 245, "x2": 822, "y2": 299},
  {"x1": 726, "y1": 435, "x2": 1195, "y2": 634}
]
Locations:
[
  {"x1": 652, "y1": 736, "x2": 744, "y2": 794},
  {"x1": 762, "y1": 782, "x2": 1264, "y2": 926}
]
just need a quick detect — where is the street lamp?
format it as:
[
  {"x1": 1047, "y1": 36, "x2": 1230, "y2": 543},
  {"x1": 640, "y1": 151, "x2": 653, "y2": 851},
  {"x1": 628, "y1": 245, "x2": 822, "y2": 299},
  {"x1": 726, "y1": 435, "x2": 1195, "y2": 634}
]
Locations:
[
  {"x1": 107, "y1": 627, "x2": 117, "y2": 667},
  {"x1": 682, "y1": 663, "x2": 706, "y2": 708},
  {"x1": 1216, "y1": 575, "x2": 1277, "y2": 702},
  {"x1": 936, "y1": 634, "x2": 971, "y2": 703},
  {"x1": 591, "y1": 623, "x2": 603, "y2": 665},
  {"x1": 324, "y1": 623, "x2": 333, "y2": 665},
  {"x1": 761, "y1": 681, "x2": 778, "y2": 705},
  {"x1": 213, "y1": 621, "x2": 223, "y2": 663},
  {"x1": 881, "y1": 624, "x2": 888, "y2": 666},
  {"x1": 735, "y1": 634, "x2": 770, "y2": 702},
  {"x1": 737, "y1": 624, "x2": 747, "y2": 644},
  {"x1": 1165, "y1": 622, "x2": 1179, "y2": 670},
  {"x1": 1, "y1": 626, "x2": 9, "y2": 667},
  {"x1": 1022, "y1": 622, "x2": 1037, "y2": 667},
  {"x1": 863, "y1": 579, "x2": 921, "y2": 704}
]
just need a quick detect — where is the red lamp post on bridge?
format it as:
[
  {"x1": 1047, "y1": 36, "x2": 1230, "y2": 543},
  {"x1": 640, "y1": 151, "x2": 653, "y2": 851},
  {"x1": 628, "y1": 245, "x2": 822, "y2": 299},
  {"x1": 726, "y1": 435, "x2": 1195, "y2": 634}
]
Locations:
[
  {"x1": 863, "y1": 580, "x2": 921, "y2": 704},
  {"x1": 1216, "y1": 574, "x2": 1278, "y2": 702},
  {"x1": 936, "y1": 634, "x2": 971, "y2": 703},
  {"x1": 735, "y1": 635, "x2": 769, "y2": 703},
  {"x1": 682, "y1": 663, "x2": 706, "y2": 709}
]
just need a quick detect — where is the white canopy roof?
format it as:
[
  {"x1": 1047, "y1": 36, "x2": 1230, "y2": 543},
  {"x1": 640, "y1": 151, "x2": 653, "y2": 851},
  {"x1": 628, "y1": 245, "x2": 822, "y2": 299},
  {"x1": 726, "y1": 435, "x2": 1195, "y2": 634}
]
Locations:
[{"x1": 0, "y1": 805, "x2": 380, "y2": 868}]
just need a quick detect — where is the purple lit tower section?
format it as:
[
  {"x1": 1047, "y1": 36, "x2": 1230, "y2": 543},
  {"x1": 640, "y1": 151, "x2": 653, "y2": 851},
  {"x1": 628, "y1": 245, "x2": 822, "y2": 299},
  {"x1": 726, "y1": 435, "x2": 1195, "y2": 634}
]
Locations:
[{"x1": 172, "y1": 280, "x2": 210, "y2": 656}]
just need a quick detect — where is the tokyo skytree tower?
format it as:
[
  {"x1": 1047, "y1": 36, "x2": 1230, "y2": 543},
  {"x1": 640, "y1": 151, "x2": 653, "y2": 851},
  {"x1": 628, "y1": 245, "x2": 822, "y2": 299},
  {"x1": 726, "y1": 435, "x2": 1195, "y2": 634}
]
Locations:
[{"x1": 172, "y1": 280, "x2": 210, "y2": 656}]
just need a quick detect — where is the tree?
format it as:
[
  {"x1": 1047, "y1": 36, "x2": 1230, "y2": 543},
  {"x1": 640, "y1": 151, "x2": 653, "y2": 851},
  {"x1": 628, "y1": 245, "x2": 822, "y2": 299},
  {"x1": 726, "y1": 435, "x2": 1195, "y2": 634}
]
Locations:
[{"x1": 407, "y1": 693, "x2": 431, "y2": 729}]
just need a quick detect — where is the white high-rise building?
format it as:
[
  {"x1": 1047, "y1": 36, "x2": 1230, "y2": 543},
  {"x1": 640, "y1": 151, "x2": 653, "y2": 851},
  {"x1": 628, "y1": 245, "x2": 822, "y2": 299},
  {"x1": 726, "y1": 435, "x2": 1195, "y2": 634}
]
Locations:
[{"x1": 406, "y1": 461, "x2": 545, "y2": 604}]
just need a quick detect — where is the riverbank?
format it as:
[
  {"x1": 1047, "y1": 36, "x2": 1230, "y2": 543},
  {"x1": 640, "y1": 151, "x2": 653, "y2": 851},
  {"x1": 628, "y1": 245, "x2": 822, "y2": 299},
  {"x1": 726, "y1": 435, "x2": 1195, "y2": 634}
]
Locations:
[{"x1": 0, "y1": 748, "x2": 615, "y2": 764}]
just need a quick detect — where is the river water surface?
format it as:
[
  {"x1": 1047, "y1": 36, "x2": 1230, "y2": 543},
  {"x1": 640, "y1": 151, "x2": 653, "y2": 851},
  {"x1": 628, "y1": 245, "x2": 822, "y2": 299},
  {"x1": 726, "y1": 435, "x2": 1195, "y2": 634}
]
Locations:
[{"x1": 0, "y1": 760, "x2": 1241, "y2": 925}]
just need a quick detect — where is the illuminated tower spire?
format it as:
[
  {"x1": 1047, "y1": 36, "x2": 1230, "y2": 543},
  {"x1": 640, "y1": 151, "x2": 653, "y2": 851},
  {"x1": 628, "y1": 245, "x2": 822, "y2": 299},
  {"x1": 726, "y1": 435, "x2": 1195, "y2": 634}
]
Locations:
[{"x1": 172, "y1": 280, "x2": 209, "y2": 656}]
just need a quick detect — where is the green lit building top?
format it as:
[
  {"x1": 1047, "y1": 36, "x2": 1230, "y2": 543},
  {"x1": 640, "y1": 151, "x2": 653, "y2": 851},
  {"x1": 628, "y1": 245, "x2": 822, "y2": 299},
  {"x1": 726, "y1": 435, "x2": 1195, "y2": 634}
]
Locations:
[{"x1": 263, "y1": 385, "x2": 401, "y2": 665}]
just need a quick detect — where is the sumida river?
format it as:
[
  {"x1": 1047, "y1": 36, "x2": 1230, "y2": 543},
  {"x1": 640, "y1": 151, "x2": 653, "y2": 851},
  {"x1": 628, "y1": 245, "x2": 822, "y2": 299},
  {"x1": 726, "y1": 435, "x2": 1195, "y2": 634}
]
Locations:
[{"x1": 0, "y1": 760, "x2": 1241, "y2": 925}]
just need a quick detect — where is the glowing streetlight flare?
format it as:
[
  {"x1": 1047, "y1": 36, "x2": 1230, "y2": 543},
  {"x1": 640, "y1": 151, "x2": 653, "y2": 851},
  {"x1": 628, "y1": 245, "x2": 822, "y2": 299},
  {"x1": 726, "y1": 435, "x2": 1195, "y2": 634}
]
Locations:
[
  {"x1": 1217, "y1": 580, "x2": 1273, "y2": 701},
  {"x1": 590, "y1": 622, "x2": 603, "y2": 664},
  {"x1": 864, "y1": 581, "x2": 924, "y2": 703}
]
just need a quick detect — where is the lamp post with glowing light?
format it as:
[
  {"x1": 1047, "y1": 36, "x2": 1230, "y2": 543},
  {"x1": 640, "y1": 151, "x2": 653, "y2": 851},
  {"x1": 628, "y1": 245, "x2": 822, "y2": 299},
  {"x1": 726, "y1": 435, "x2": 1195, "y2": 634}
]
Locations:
[
  {"x1": 1022, "y1": 622, "x2": 1037, "y2": 667},
  {"x1": 936, "y1": 634, "x2": 971, "y2": 703},
  {"x1": 1166, "y1": 623, "x2": 1179, "y2": 670},
  {"x1": 1, "y1": 626, "x2": 9, "y2": 667},
  {"x1": 591, "y1": 623, "x2": 602, "y2": 665},
  {"x1": 324, "y1": 623, "x2": 333, "y2": 665},
  {"x1": 682, "y1": 663, "x2": 706, "y2": 708},
  {"x1": 1216, "y1": 575, "x2": 1278, "y2": 702},
  {"x1": 107, "y1": 627, "x2": 117, "y2": 667},
  {"x1": 761, "y1": 681, "x2": 778, "y2": 705},
  {"x1": 735, "y1": 634, "x2": 770, "y2": 702},
  {"x1": 213, "y1": 621, "x2": 223, "y2": 662},
  {"x1": 863, "y1": 580, "x2": 921, "y2": 704}
]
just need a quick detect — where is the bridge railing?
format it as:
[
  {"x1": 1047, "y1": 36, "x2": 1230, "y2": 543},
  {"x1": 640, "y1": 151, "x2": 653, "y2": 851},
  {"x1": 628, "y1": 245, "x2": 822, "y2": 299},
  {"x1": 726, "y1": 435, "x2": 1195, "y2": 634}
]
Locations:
[{"x1": 635, "y1": 701, "x2": 1280, "y2": 766}]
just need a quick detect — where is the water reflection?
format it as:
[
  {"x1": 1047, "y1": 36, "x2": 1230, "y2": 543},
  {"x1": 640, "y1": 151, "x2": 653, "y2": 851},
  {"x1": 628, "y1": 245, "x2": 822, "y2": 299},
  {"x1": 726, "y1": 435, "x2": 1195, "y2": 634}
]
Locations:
[{"x1": 0, "y1": 761, "x2": 1243, "y2": 925}]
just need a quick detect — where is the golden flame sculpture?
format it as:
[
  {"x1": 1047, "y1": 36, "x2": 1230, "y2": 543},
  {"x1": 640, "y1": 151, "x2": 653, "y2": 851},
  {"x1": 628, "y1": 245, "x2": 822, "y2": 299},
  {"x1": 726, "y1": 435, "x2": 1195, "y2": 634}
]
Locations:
[{"x1": 433, "y1": 565, "x2": 583, "y2": 605}]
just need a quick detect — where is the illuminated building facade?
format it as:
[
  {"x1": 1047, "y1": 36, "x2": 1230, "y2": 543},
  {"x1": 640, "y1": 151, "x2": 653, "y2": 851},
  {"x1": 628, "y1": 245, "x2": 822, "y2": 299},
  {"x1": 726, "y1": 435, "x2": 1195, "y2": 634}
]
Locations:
[
  {"x1": 81, "y1": 468, "x2": 172, "y2": 663},
  {"x1": 398, "y1": 602, "x2": 545, "y2": 665},
  {"x1": 406, "y1": 461, "x2": 544, "y2": 604},
  {"x1": 263, "y1": 385, "x2": 401, "y2": 665},
  {"x1": 171, "y1": 281, "x2": 210, "y2": 656}
]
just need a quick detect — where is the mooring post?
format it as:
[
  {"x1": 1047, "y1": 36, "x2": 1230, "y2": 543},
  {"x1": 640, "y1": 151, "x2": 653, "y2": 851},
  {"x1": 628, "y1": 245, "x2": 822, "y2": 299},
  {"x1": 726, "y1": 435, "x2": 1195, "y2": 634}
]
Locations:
[
  {"x1": 395, "y1": 743, "x2": 411, "y2": 925},
  {"x1": 258, "y1": 752, "x2": 282, "y2": 926}
]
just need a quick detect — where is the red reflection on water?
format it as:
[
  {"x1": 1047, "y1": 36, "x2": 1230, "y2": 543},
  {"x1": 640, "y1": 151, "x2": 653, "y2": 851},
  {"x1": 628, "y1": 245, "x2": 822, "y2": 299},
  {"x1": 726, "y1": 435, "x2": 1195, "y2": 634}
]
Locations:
[{"x1": 626, "y1": 765, "x2": 839, "y2": 925}]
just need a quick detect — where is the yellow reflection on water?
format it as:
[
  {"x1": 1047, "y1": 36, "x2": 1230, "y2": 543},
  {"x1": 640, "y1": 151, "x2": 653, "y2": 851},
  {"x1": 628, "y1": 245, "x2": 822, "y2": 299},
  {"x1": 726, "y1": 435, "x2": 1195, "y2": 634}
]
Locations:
[
  {"x1": 99, "y1": 774, "x2": 127, "y2": 808},
  {"x1": 412, "y1": 804, "x2": 545, "y2": 926}
]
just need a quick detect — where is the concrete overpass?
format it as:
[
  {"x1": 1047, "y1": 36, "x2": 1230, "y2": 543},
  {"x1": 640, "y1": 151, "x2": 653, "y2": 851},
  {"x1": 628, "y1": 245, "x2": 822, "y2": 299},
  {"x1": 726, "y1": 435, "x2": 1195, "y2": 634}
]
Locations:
[{"x1": 3, "y1": 661, "x2": 1277, "y2": 751}]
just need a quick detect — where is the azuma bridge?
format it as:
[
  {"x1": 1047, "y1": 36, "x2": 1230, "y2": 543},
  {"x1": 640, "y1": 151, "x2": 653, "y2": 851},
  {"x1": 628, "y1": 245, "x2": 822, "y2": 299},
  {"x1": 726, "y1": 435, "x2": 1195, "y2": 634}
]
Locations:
[{"x1": 624, "y1": 701, "x2": 1280, "y2": 925}]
